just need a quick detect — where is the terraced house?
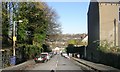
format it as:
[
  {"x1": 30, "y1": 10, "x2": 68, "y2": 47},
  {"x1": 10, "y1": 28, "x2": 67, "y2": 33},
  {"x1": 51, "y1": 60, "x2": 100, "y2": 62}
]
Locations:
[{"x1": 87, "y1": 0, "x2": 120, "y2": 61}]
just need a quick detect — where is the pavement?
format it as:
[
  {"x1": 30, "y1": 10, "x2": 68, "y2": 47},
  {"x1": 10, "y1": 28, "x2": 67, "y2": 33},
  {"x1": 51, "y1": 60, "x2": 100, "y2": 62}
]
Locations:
[
  {"x1": 72, "y1": 57, "x2": 120, "y2": 72},
  {"x1": 1, "y1": 59, "x2": 36, "y2": 71}
]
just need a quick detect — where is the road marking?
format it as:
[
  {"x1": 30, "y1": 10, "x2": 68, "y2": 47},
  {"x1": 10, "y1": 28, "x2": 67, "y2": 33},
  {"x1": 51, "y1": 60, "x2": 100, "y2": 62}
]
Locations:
[
  {"x1": 56, "y1": 60, "x2": 58, "y2": 67},
  {"x1": 54, "y1": 60, "x2": 58, "y2": 72},
  {"x1": 50, "y1": 60, "x2": 58, "y2": 71},
  {"x1": 51, "y1": 55, "x2": 59, "y2": 72}
]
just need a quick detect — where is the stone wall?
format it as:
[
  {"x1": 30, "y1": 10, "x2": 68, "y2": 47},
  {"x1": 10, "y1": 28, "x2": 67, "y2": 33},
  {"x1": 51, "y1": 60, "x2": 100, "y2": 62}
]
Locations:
[{"x1": 99, "y1": 51, "x2": 120, "y2": 69}]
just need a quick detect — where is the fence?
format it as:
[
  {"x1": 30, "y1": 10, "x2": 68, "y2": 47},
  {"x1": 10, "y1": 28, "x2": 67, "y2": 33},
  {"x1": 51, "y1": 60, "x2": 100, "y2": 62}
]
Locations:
[
  {"x1": 2, "y1": 49, "x2": 12, "y2": 68},
  {"x1": 2, "y1": 46, "x2": 27, "y2": 68},
  {"x1": 99, "y1": 51, "x2": 120, "y2": 69}
]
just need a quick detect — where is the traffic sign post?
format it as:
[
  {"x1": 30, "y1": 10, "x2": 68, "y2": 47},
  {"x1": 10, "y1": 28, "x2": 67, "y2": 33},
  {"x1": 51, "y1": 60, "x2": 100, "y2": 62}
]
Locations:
[{"x1": 13, "y1": 36, "x2": 16, "y2": 41}]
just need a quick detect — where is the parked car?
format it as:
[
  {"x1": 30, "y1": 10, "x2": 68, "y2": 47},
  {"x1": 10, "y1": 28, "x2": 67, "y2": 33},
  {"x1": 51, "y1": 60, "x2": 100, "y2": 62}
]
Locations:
[
  {"x1": 34, "y1": 54, "x2": 48, "y2": 63},
  {"x1": 49, "y1": 52, "x2": 54, "y2": 58},
  {"x1": 41, "y1": 52, "x2": 50, "y2": 60},
  {"x1": 61, "y1": 52, "x2": 70, "y2": 59},
  {"x1": 61, "y1": 52, "x2": 67, "y2": 57}
]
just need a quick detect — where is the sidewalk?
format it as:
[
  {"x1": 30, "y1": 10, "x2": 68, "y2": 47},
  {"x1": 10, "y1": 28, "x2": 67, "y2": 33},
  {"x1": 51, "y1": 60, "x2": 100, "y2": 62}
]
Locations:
[
  {"x1": 72, "y1": 57, "x2": 120, "y2": 72},
  {"x1": 1, "y1": 59, "x2": 35, "y2": 71}
]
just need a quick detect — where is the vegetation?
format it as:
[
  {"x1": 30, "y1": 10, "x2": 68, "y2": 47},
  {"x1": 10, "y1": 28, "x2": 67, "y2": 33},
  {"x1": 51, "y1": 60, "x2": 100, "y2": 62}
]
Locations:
[
  {"x1": 42, "y1": 44, "x2": 52, "y2": 52},
  {"x1": 66, "y1": 44, "x2": 74, "y2": 54},
  {"x1": 97, "y1": 40, "x2": 120, "y2": 53},
  {"x1": 2, "y1": 2, "x2": 11, "y2": 47},
  {"x1": 67, "y1": 39, "x2": 81, "y2": 45},
  {"x1": 2, "y1": 2, "x2": 61, "y2": 48},
  {"x1": 2, "y1": 2, "x2": 62, "y2": 67}
]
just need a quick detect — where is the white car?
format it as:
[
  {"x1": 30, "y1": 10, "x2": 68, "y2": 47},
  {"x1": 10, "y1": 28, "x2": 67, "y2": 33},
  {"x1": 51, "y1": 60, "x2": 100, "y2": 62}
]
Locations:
[
  {"x1": 61, "y1": 52, "x2": 70, "y2": 59},
  {"x1": 41, "y1": 52, "x2": 50, "y2": 60}
]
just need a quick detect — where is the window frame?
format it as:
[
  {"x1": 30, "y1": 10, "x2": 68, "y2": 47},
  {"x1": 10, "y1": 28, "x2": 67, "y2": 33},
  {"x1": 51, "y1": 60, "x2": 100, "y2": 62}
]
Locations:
[{"x1": 119, "y1": 7, "x2": 120, "y2": 21}]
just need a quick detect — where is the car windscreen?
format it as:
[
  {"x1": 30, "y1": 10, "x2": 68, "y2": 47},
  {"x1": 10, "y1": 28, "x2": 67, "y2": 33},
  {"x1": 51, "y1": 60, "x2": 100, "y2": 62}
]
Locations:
[
  {"x1": 36, "y1": 55, "x2": 40, "y2": 58},
  {"x1": 41, "y1": 54, "x2": 47, "y2": 57}
]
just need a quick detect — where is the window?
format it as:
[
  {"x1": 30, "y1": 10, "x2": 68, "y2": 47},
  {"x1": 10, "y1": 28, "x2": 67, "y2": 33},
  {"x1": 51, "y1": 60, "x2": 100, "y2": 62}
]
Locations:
[
  {"x1": 119, "y1": 8, "x2": 120, "y2": 21},
  {"x1": 119, "y1": 12, "x2": 120, "y2": 21}
]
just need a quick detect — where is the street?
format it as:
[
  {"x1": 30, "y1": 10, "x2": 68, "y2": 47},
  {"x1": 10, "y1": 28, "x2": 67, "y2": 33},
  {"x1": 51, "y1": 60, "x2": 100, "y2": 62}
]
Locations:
[
  {"x1": 1, "y1": 2, "x2": 120, "y2": 71},
  {"x1": 25, "y1": 54, "x2": 84, "y2": 72}
]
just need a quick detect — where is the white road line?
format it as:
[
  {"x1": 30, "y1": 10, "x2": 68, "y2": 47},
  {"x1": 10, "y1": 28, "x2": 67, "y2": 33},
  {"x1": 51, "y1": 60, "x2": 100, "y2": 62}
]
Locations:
[
  {"x1": 51, "y1": 55, "x2": 59, "y2": 72},
  {"x1": 56, "y1": 60, "x2": 58, "y2": 67},
  {"x1": 50, "y1": 60, "x2": 59, "y2": 71},
  {"x1": 54, "y1": 60, "x2": 58, "y2": 72}
]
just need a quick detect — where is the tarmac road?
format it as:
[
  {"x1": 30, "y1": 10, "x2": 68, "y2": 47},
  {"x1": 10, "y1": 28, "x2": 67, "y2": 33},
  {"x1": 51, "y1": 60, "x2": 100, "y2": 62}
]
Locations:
[{"x1": 25, "y1": 54, "x2": 84, "y2": 72}]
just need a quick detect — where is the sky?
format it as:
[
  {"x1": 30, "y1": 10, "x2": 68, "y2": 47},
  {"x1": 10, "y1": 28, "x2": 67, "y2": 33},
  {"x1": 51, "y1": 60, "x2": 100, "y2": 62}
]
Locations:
[{"x1": 47, "y1": 2, "x2": 90, "y2": 34}]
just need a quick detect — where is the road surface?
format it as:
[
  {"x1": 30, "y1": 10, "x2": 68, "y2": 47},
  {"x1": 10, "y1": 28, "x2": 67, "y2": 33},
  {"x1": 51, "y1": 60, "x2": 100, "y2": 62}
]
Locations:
[{"x1": 25, "y1": 54, "x2": 85, "y2": 72}]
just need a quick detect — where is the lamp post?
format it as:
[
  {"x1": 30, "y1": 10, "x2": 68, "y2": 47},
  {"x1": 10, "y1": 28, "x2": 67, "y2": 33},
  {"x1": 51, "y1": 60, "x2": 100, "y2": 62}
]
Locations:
[
  {"x1": 11, "y1": 20, "x2": 22, "y2": 65},
  {"x1": 13, "y1": 20, "x2": 23, "y2": 56},
  {"x1": 10, "y1": 20, "x2": 23, "y2": 65}
]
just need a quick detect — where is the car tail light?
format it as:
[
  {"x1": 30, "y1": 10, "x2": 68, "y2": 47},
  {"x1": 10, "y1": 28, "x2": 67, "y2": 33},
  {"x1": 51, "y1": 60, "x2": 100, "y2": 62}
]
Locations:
[
  {"x1": 43, "y1": 58, "x2": 46, "y2": 60},
  {"x1": 34, "y1": 58, "x2": 37, "y2": 60}
]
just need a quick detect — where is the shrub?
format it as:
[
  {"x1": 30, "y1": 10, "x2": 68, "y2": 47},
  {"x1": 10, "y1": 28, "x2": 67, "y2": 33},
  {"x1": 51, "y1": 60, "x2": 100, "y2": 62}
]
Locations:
[
  {"x1": 24, "y1": 45, "x2": 41, "y2": 59},
  {"x1": 97, "y1": 40, "x2": 120, "y2": 53}
]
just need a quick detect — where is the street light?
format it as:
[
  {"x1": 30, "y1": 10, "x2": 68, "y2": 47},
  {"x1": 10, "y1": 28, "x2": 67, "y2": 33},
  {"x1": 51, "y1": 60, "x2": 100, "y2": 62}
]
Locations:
[
  {"x1": 11, "y1": 20, "x2": 23, "y2": 65},
  {"x1": 13, "y1": 20, "x2": 23, "y2": 57},
  {"x1": 18, "y1": 20, "x2": 23, "y2": 22}
]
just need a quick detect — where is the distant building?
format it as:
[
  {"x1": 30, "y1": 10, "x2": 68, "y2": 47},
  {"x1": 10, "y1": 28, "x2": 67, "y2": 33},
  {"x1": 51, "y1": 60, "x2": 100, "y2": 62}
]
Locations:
[
  {"x1": 81, "y1": 35, "x2": 88, "y2": 46},
  {"x1": 87, "y1": 0, "x2": 120, "y2": 61}
]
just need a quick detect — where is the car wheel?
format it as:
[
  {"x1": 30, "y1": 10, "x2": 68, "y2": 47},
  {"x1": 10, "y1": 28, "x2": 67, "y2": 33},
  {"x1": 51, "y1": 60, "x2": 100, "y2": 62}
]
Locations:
[
  {"x1": 43, "y1": 60, "x2": 47, "y2": 63},
  {"x1": 42, "y1": 61, "x2": 45, "y2": 63},
  {"x1": 35, "y1": 61, "x2": 37, "y2": 63}
]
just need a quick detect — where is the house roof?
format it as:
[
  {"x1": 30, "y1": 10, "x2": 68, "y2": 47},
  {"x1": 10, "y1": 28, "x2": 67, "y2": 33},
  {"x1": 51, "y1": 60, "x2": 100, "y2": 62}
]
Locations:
[{"x1": 82, "y1": 36, "x2": 88, "y2": 42}]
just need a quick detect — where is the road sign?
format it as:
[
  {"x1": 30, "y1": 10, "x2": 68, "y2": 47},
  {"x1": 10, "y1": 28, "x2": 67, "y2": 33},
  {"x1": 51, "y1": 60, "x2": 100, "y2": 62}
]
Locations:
[{"x1": 13, "y1": 36, "x2": 16, "y2": 41}]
